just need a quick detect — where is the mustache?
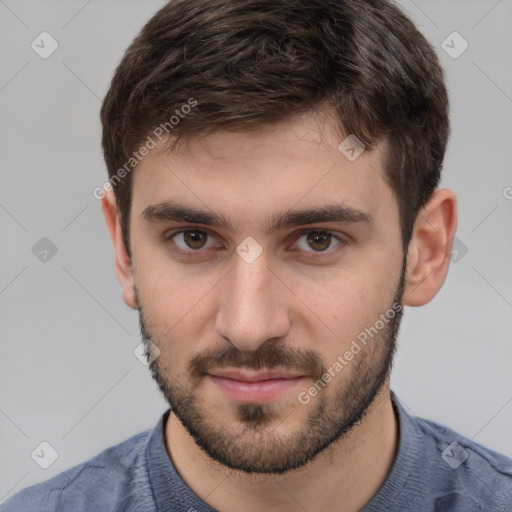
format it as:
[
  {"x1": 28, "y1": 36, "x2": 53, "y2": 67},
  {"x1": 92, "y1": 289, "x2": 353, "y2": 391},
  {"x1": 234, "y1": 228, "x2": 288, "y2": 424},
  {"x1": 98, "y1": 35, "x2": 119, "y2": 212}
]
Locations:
[{"x1": 189, "y1": 342, "x2": 327, "y2": 382}]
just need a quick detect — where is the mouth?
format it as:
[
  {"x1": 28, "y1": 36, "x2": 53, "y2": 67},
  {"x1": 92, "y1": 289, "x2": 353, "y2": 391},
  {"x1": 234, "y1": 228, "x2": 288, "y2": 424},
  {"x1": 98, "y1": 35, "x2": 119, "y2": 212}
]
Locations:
[{"x1": 206, "y1": 368, "x2": 308, "y2": 404}]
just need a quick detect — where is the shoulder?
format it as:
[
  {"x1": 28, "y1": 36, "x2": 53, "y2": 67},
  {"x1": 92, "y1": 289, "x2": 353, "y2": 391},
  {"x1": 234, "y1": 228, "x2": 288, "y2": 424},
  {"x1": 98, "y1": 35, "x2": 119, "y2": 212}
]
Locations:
[
  {"x1": 0, "y1": 429, "x2": 154, "y2": 512},
  {"x1": 413, "y1": 414, "x2": 512, "y2": 510}
]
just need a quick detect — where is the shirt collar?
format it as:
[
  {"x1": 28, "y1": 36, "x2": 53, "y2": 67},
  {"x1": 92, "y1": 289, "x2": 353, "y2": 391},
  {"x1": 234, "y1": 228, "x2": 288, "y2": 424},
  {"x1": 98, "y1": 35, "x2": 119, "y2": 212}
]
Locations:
[{"x1": 145, "y1": 409, "x2": 216, "y2": 512}]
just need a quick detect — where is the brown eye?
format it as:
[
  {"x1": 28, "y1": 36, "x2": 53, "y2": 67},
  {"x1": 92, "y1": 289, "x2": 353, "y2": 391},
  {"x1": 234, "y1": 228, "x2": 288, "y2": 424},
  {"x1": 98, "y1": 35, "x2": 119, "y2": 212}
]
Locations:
[
  {"x1": 306, "y1": 231, "x2": 332, "y2": 252},
  {"x1": 292, "y1": 230, "x2": 345, "y2": 258},
  {"x1": 170, "y1": 229, "x2": 213, "y2": 251},
  {"x1": 183, "y1": 230, "x2": 208, "y2": 249}
]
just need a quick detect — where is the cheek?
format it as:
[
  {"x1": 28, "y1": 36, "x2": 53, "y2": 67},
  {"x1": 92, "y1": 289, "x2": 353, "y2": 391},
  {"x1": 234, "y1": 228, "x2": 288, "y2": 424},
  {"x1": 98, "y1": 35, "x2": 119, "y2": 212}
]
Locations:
[
  {"x1": 134, "y1": 239, "x2": 215, "y2": 311},
  {"x1": 134, "y1": 257, "x2": 221, "y2": 359},
  {"x1": 295, "y1": 266, "x2": 394, "y2": 355},
  {"x1": 308, "y1": 286, "x2": 370, "y2": 349}
]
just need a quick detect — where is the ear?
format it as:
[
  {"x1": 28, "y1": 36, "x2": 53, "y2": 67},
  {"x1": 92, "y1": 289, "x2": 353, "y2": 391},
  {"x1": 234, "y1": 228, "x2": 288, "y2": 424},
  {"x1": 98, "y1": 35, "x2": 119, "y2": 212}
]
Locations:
[
  {"x1": 403, "y1": 188, "x2": 458, "y2": 307},
  {"x1": 101, "y1": 188, "x2": 138, "y2": 310}
]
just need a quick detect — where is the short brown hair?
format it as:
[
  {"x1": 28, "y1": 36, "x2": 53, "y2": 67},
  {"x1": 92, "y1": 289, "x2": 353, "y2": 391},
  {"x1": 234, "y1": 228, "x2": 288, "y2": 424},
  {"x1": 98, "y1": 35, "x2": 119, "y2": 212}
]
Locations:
[{"x1": 100, "y1": 0, "x2": 449, "y2": 257}]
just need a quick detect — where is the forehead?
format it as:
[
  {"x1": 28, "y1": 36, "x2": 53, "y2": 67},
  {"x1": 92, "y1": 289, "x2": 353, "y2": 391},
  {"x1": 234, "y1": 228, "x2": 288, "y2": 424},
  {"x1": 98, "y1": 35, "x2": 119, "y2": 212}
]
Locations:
[{"x1": 130, "y1": 111, "x2": 397, "y2": 233}]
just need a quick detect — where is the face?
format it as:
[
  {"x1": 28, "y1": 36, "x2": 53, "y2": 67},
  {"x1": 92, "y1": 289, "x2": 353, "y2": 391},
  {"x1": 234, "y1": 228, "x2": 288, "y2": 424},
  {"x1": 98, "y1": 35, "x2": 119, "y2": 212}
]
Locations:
[{"x1": 128, "y1": 109, "x2": 406, "y2": 474}]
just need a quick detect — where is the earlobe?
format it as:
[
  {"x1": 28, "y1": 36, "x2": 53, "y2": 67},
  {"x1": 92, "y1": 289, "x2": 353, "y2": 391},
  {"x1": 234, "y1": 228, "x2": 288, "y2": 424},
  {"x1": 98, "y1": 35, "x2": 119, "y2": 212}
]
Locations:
[
  {"x1": 101, "y1": 189, "x2": 138, "y2": 310},
  {"x1": 403, "y1": 188, "x2": 458, "y2": 307}
]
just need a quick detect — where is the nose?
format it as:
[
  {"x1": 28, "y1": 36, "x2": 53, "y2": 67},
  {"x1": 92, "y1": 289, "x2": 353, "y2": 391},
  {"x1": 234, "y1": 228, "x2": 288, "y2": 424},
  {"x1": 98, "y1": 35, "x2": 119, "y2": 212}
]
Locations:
[{"x1": 215, "y1": 251, "x2": 291, "y2": 352}]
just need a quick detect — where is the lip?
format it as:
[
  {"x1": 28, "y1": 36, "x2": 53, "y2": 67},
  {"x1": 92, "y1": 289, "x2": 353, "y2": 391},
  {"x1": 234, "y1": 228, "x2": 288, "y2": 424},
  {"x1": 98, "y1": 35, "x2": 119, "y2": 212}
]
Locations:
[
  {"x1": 208, "y1": 368, "x2": 306, "y2": 381},
  {"x1": 206, "y1": 368, "x2": 307, "y2": 403}
]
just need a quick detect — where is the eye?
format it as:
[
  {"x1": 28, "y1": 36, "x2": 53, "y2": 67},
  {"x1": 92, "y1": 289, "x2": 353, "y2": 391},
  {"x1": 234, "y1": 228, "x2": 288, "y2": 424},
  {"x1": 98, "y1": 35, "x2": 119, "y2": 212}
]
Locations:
[
  {"x1": 167, "y1": 229, "x2": 220, "y2": 253},
  {"x1": 292, "y1": 230, "x2": 344, "y2": 255},
  {"x1": 164, "y1": 227, "x2": 346, "y2": 260}
]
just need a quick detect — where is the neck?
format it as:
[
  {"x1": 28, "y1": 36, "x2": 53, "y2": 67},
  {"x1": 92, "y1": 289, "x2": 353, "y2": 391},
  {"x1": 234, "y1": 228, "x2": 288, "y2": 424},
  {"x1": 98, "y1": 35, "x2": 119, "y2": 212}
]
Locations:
[{"x1": 164, "y1": 386, "x2": 398, "y2": 512}]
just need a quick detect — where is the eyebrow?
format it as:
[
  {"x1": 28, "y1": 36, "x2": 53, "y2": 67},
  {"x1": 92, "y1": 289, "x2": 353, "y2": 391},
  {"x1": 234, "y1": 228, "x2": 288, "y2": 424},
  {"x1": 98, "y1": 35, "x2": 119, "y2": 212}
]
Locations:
[{"x1": 142, "y1": 201, "x2": 374, "y2": 233}]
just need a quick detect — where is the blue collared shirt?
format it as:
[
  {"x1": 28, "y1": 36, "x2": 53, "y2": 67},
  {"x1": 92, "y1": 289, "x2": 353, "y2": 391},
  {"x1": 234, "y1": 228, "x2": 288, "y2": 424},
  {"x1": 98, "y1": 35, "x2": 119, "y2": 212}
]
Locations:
[{"x1": 2, "y1": 392, "x2": 511, "y2": 511}]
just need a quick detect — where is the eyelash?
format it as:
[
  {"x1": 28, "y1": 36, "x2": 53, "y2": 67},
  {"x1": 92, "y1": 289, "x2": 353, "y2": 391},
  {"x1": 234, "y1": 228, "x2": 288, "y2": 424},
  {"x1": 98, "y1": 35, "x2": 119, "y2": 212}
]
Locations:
[{"x1": 164, "y1": 228, "x2": 347, "y2": 260}]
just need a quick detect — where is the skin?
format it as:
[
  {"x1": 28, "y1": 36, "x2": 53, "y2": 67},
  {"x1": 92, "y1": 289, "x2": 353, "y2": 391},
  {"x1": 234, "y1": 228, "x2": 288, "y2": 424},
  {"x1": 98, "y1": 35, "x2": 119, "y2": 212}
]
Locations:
[{"x1": 102, "y1": 108, "x2": 457, "y2": 511}]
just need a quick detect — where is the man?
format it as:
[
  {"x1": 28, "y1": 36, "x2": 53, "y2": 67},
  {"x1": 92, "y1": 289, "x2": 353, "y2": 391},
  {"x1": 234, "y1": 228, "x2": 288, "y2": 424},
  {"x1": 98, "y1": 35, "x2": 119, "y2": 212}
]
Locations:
[{"x1": 3, "y1": 0, "x2": 511, "y2": 510}]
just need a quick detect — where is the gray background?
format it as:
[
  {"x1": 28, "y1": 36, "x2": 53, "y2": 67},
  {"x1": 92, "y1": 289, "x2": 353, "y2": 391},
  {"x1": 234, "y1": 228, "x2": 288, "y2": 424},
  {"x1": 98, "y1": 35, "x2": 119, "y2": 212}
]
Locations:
[{"x1": 1, "y1": 0, "x2": 511, "y2": 502}]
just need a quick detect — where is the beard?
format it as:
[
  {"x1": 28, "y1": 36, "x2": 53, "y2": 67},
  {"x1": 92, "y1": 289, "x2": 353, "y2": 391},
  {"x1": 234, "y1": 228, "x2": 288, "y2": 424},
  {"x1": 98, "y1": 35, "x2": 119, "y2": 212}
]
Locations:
[{"x1": 137, "y1": 255, "x2": 407, "y2": 475}]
